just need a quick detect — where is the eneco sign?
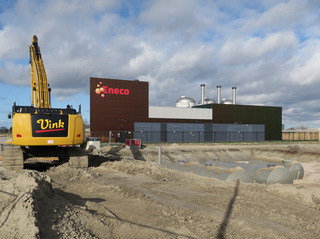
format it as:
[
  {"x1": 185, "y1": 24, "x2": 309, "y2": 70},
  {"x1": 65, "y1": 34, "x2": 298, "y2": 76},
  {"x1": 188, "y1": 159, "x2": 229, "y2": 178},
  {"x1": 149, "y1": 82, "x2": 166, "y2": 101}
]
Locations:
[{"x1": 95, "y1": 82, "x2": 130, "y2": 98}]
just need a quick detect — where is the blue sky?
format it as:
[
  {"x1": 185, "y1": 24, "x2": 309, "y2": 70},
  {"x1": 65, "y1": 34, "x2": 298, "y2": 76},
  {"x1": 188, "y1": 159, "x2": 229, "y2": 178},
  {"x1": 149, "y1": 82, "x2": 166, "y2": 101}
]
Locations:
[{"x1": 1, "y1": 0, "x2": 320, "y2": 129}]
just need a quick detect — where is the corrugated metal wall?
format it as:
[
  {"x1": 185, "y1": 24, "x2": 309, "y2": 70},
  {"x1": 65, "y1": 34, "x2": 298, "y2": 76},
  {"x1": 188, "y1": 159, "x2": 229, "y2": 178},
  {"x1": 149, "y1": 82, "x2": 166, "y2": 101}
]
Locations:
[{"x1": 134, "y1": 122, "x2": 265, "y2": 143}]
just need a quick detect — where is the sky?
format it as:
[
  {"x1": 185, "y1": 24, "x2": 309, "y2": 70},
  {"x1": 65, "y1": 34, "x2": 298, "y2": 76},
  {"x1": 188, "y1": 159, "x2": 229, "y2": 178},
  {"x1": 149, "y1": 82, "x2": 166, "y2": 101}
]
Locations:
[{"x1": 1, "y1": 0, "x2": 320, "y2": 129}]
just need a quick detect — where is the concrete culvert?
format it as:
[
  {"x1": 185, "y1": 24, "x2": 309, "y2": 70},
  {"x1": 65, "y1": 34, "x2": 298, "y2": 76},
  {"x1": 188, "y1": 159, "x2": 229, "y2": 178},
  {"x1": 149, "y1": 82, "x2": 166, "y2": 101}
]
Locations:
[
  {"x1": 249, "y1": 156, "x2": 304, "y2": 180},
  {"x1": 168, "y1": 161, "x2": 253, "y2": 183},
  {"x1": 247, "y1": 165, "x2": 293, "y2": 184},
  {"x1": 205, "y1": 160, "x2": 293, "y2": 184},
  {"x1": 203, "y1": 165, "x2": 253, "y2": 182}
]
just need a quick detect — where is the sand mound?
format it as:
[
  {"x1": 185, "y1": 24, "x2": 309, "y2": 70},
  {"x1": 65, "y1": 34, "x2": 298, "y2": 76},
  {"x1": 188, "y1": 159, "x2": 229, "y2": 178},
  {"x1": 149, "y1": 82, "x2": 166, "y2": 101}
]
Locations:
[{"x1": 0, "y1": 171, "x2": 53, "y2": 238}]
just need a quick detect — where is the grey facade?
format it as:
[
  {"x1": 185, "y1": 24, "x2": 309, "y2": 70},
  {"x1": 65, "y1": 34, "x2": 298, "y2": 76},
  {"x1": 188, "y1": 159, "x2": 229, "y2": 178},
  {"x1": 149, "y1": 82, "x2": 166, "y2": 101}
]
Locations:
[{"x1": 134, "y1": 122, "x2": 265, "y2": 143}]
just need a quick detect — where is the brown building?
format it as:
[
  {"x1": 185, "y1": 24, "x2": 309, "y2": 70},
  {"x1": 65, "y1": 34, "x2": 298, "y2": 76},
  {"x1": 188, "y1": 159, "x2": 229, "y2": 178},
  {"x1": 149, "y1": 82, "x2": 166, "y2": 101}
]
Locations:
[
  {"x1": 90, "y1": 77, "x2": 149, "y2": 133},
  {"x1": 90, "y1": 77, "x2": 282, "y2": 142}
]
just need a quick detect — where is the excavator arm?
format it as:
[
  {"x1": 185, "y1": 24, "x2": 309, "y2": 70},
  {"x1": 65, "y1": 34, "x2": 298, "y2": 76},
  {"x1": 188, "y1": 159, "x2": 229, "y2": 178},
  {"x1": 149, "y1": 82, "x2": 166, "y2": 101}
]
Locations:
[{"x1": 29, "y1": 35, "x2": 51, "y2": 108}]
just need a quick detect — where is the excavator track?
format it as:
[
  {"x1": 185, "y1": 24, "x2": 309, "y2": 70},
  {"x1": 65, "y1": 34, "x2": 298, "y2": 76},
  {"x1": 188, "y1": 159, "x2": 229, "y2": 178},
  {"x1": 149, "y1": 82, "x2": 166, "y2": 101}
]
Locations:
[
  {"x1": 2, "y1": 145, "x2": 24, "y2": 170},
  {"x1": 2, "y1": 145, "x2": 88, "y2": 170}
]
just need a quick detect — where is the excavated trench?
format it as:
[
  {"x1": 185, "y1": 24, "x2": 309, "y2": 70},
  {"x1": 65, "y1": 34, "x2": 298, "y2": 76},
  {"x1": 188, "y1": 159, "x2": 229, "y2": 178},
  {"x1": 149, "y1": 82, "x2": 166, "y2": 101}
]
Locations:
[{"x1": 109, "y1": 142, "x2": 318, "y2": 185}]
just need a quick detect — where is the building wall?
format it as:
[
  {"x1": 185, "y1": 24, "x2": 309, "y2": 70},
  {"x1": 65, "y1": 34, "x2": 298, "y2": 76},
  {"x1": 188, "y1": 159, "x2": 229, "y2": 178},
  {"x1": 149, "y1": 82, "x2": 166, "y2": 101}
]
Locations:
[
  {"x1": 149, "y1": 106, "x2": 212, "y2": 120},
  {"x1": 135, "y1": 122, "x2": 265, "y2": 143},
  {"x1": 90, "y1": 77, "x2": 149, "y2": 133},
  {"x1": 210, "y1": 104, "x2": 282, "y2": 140},
  {"x1": 90, "y1": 78, "x2": 282, "y2": 141}
]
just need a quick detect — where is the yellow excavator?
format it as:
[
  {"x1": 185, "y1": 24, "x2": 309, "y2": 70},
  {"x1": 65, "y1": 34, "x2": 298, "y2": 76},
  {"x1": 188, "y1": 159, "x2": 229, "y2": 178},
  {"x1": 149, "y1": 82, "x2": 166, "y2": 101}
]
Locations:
[{"x1": 3, "y1": 35, "x2": 88, "y2": 169}]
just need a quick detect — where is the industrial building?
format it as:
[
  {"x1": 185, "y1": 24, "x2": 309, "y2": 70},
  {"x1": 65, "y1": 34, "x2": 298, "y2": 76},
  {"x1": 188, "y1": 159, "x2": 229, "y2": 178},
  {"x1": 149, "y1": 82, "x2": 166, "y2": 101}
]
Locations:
[{"x1": 90, "y1": 77, "x2": 282, "y2": 143}]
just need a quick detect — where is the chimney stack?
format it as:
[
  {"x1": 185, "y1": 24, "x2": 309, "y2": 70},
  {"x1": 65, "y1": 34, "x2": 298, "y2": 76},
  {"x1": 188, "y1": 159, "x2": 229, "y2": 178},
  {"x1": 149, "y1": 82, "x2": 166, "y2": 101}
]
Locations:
[
  {"x1": 217, "y1": 85, "x2": 221, "y2": 104},
  {"x1": 200, "y1": 84, "x2": 205, "y2": 105},
  {"x1": 232, "y1": 87, "x2": 237, "y2": 105}
]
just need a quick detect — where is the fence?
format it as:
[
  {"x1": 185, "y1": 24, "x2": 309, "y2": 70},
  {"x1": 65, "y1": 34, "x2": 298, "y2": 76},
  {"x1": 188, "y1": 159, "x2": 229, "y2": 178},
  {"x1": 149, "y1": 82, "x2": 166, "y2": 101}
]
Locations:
[
  {"x1": 90, "y1": 130, "x2": 267, "y2": 143},
  {"x1": 282, "y1": 131, "x2": 320, "y2": 141}
]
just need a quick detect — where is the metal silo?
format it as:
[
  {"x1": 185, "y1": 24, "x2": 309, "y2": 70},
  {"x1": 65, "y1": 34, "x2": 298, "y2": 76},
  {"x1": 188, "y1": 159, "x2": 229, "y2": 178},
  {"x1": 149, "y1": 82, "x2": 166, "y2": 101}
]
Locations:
[{"x1": 176, "y1": 96, "x2": 196, "y2": 108}]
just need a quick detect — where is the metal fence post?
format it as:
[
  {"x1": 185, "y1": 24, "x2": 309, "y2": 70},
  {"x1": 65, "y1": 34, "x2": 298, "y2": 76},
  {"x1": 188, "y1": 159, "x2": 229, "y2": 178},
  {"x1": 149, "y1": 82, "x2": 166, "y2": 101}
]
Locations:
[{"x1": 158, "y1": 145, "x2": 162, "y2": 165}]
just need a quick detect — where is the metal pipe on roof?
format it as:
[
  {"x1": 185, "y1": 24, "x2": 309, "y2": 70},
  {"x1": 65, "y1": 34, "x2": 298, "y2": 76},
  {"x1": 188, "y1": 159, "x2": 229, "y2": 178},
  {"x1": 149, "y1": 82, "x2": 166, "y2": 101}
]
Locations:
[
  {"x1": 232, "y1": 87, "x2": 237, "y2": 105},
  {"x1": 200, "y1": 84, "x2": 205, "y2": 105},
  {"x1": 217, "y1": 85, "x2": 221, "y2": 104}
]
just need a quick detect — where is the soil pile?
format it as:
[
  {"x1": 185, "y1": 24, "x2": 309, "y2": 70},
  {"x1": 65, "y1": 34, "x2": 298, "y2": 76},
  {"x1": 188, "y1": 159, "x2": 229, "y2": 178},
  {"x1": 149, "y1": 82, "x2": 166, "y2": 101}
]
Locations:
[{"x1": 0, "y1": 171, "x2": 53, "y2": 238}]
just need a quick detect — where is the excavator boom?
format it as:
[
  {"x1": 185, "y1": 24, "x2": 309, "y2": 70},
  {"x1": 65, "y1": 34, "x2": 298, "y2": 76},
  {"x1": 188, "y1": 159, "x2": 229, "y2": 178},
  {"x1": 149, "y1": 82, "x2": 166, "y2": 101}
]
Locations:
[{"x1": 30, "y1": 35, "x2": 51, "y2": 108}]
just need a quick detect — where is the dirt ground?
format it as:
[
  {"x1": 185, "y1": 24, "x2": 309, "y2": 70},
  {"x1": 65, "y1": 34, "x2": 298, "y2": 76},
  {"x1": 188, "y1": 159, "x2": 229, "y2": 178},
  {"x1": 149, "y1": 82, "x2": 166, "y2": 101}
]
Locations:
[{"x1": 1, "y1": 141, "x2": 320, "y2": 238}]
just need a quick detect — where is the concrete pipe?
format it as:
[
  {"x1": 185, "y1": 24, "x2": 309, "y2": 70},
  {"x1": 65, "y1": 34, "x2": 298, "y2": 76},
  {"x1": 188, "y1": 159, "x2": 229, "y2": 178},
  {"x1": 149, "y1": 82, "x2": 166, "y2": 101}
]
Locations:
[
  {"x1": 184, "y1": 163, "x2": 253, "y2": 182},
  {"x1": 249, "y1": 156, "x2": 304, "y2": 180},
  {"x1": 202, "y1": 165, "x2": 253, "y2": 182},
  {"x1": 169, "y1": 161, "x2": 253, "y2": 183},
  {"x1": 205, "y1": 160, "x2": 293, "y2": 184},
  {"x1": 247, "y1": 165, "x2": 293, "y2": 185}
]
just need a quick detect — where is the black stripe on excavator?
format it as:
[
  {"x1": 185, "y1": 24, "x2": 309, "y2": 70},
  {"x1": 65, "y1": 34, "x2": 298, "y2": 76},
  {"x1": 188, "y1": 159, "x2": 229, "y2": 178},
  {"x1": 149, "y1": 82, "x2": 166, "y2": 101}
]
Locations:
[{"x1": 12, "y1": 105, "x2": 77, "y2": 115}]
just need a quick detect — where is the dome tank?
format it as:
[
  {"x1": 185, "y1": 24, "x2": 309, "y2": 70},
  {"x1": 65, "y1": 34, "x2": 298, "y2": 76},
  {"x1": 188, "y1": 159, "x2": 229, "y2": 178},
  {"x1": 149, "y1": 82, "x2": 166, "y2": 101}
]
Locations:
[
  {"x1": 176, "y1": 96, "x2": 196, "y2": 108},
  {"x1": 221, "y1": 98, "x2": 233, "y2": 104},
  {"x1": 197, "y1": 97, "x2": 216, "y2": 105}
]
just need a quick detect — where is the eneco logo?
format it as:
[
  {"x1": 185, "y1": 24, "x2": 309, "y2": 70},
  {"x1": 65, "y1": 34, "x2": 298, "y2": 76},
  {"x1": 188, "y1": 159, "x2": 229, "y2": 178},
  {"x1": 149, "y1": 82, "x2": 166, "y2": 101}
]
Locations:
[{"x1": 95, "y1": 82, "x2": 130, "y2": 98}]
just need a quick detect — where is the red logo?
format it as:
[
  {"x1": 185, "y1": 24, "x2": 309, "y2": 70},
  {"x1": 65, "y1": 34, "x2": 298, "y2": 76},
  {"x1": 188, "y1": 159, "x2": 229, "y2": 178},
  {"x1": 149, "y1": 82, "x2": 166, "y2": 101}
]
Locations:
[{"x1": 95, "y1": 82, "x2": 130, "y2": 98}]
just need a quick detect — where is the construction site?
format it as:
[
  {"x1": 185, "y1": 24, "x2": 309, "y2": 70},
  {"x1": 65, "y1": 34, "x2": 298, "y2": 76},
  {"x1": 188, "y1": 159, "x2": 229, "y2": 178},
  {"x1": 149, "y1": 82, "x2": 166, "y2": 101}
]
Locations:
[
  {"x1": 1, "y1": 140, "x2": 320, "y2": 238},
  {"x1": 1, "y1": 36, "x2": 320, "y2": 238}
]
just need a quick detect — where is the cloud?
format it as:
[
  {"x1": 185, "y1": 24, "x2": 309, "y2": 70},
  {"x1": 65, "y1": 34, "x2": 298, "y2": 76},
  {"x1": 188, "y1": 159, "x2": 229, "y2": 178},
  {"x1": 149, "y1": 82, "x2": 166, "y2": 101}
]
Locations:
[
  {"x1": 220, "y1": 31, "x2": 297, "y2": 64},
  {"x1": 243, "y1": 0, "x2": 315, "y2": 31},
  {"x1": 1, "y1": 0, "x2": 320, "y2": 128},
  {"x1": 289, "y1": 41, "x2": 320, "y2": 85},
  {"x1": 0, "y1": 60, "x2": 29, "y2": 85}
]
